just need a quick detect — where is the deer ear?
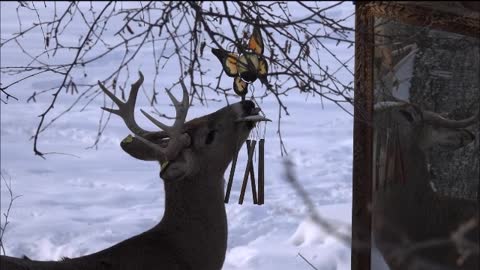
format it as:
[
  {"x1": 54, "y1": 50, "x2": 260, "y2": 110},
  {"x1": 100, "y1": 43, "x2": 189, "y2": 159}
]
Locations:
[
  {"x1": 160, "y1": 149, "x2": 195, "y2": 181},
  {"x1": 120, "y1": 135, "x2": 158, "y2": 161},
  {"x1": 398, "y1": 109, "x2": 415, "y2": 123},
  {"x1": 160, "y1": 162, "x2": 185, "y2": 180}
]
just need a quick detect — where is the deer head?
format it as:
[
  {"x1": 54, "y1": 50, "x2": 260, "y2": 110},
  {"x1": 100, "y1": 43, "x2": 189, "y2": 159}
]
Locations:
[
  {"x1": 374, "y1": 101, "x2": 476, "y2": 152},
  {"x1": 373, "y1": 100, "x2": 477, "y2": 190},
  {"x1": 98, "y1": 72, "x2": 269, "y2": 181}
]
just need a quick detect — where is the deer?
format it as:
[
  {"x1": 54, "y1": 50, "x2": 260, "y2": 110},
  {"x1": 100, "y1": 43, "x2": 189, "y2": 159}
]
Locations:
[
  {"x1": 372, "y1": 101, "x2": 479, "y2": 270},
  {"x1": 0, "y1": 72, "x2": 270, "y2": 270}
]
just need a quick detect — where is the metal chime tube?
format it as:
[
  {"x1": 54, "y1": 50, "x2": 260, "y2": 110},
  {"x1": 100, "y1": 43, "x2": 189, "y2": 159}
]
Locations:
[
  {"x1": 239, "y1": 140, "x2": 257, "y2": 204},
  {"x1": 225, "y1": 143, "x2": 239, "y2": 203},
  {"x1": 248, "y1": 140, "x2": 258, "y2": 204},
  {"x1": 258, "y1": 138, "x2": 265, "y2": 205}
]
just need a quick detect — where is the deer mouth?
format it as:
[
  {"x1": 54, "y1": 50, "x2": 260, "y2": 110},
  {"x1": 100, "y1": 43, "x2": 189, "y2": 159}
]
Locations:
[{"x1": 236, "y1": 107, "x2": 271, "y2": 123}]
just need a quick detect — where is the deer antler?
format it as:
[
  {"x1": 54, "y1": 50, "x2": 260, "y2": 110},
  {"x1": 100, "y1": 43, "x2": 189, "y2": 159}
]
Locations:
[
  {"x1": 98, "y1": 72, "x2": 191, "y2": 162},
  {"x1": 140, "y1": 80, "x2": 191, "y2": 161},
  {"x1": 98, "y1": 71, "x2": 152, "y2": 136}
]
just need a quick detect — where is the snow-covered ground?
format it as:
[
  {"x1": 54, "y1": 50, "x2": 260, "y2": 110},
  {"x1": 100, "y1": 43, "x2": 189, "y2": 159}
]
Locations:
[
  {"x1": 0, "y1": 2, "x2": 367, "y2": 270},
  {"x1": 1, "y1": 98, "x2": 354, "y2": 270}
]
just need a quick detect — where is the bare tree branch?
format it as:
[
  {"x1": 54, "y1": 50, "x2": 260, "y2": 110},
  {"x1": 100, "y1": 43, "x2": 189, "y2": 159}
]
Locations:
[{"x1": 1, "y1": 1, "x2": 355, "y2": 156}]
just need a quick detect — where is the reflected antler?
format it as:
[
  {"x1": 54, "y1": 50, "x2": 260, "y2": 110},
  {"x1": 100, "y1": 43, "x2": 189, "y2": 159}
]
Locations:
[
  {"x1": 374, "y1": 101, "x2": 479, "y2": 128},
  {"x1": 374, "y1": 101, "x2": 411, "y2": 112},
  {"x1": 423, "y1": 109, "x2": 479, "y2": 128},
  {"x1": 98, "y1": 72, "x2": 191, "y2": 162}
]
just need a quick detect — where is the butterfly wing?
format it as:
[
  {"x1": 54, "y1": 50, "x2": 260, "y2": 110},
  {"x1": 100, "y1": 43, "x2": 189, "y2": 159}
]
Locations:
[
  {"x1": 212, "y1": 48, "x2": 239, "y2": 77},
  {"x1": 258, "y1": 57, "x2": 268, "y2": 79},
  {"x1": 224, "y1": 53, "x2": 239, "y2": 77},
  {"x1": 233, "y1": 76, "x2": 248, "y2": 96},
  {"x1": 248, "y1": 27, "x2": 264, "y2": 55}
]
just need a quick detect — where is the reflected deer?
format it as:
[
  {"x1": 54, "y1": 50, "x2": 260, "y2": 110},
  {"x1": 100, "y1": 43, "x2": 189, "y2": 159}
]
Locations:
[
  {"x1": 372, "y1": 101, "x2": 479, "y2": 270},
  {"x1": 0, "y1": 72, "x2": 269, "y2": 270}
]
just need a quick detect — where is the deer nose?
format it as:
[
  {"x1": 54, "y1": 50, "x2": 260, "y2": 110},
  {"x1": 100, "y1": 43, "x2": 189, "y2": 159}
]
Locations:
[
  {"x1": 236, "y1": 100, "x2": 271, "y2": 122},
  {"x1": 241, "y1": 100, "x2": 256, "y2": 115}
]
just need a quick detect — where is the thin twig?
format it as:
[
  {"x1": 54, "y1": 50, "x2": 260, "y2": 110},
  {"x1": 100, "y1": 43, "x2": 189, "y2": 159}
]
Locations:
[{"x1": 0, "y1": 171, "x2": 22, "y2": 256}]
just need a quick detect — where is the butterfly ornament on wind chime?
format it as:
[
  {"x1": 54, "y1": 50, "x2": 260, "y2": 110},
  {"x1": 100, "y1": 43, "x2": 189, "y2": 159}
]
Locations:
[{"x1": 212, "y1": 26, "x2": 270, "y2": 205}]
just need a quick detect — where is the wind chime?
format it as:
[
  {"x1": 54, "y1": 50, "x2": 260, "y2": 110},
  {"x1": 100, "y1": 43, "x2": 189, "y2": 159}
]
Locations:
[{"x1": 211, "y1": 25, "x2": 269, "y2": 205}]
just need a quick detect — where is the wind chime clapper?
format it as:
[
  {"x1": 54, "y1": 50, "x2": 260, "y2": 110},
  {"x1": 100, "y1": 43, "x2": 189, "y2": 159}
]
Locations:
[{"x1": 212, "y1": 24, "x2": 269, "y2": 206}]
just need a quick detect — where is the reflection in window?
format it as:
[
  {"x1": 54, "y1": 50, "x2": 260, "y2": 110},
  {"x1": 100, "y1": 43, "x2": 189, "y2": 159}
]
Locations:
[{"x1": 371, "y1": 17, "x2": 479, "y2": 270}]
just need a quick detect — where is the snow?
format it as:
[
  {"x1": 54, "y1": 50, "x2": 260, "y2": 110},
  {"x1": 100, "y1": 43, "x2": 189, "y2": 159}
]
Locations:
[{"x1": 0, "y1": 2, "x2": 380, "y2": 270}]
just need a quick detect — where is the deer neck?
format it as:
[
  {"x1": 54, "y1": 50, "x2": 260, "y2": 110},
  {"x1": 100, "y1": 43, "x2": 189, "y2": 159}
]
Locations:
[
  {"x1": 403, "y1": 146, "x2": 433, "y2": 195},
  {"x1": 387, "y1": 143, "x2": 432, "y2": 194},
  {"x1": 155, "y1": 170, "x2": 228, "y2": 268},
  {"x1": 374, "y1": 144, "x2": 433, "y2": 227},
  {"x1": 161, "y1": 171, "x2": 227, "y2": 227}
]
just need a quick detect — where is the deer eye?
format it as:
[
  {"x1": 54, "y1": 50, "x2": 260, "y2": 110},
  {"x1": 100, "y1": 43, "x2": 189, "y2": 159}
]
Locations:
[
  {"x1": 205, "y1": 130, "x2": 217, "y2": 145},
  {"x1": 399, "y1": 109, "x2": 415, "y2": 122}
]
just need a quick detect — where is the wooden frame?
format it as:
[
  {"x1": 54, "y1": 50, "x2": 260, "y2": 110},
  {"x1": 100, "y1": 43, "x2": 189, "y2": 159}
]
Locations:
[{"x1": 351, "y1": 2, "x2": 480, "y2": 269}]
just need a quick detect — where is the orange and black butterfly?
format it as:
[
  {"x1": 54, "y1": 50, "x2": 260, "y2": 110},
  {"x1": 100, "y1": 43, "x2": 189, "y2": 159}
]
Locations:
[{"x1": 212, "y1": 26, "x2": 268, "y2": 97}]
